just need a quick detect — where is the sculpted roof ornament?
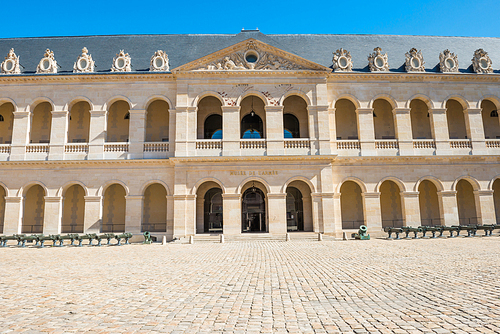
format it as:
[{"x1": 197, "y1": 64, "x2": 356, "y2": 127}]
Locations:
[
  {"x1": 73, "y1": 47, "x2": 95, "y2": 73},
  {"x1": 471, "y1": 49, "x2": 492, "y2": 74},
  {"x1": 149, "y1": 50, "x2": 170, "y2": 72},
  {"x1": 368, "y1": 47, "x2": 389, "y2": 72},
  {"x1": 1, "y1": 48, "x2": 21, "y2": 74},
  {"x1": 332, "y1": 48, "x2": 353, "y2": 72},
  {"x1": 111, "y1": 50, "x2": 131, "y2": 72},
  {"x1": 173, "y1": 39, "x2": 328, "y2": 73},
  {"x1": 405, "y1": 48, "x2": 425, "y2": 72},
  {"x1": 36, "y1": 49, "x2": 58, "y2": 74},
  {"x1": 439, "y1": 49, "x2": 459, "y2": 73}
]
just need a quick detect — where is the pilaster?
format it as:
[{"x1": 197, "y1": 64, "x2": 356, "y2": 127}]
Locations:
[
  {"x1": 402, "y1": 191, "x2": 421, "y2": 226},
  {"x1": 356, "y1": 108, "x2": 376, "y2": 156},
  {"x1": 174, "y1": 107, "x2": 197, "y2": 157},
  {"x1": 438, "y1": 191, "x2": 459, "y2": 226},
  {"x1": 332, "y1": 193, "x2": 342, "y2": 236},
  {"x1": 328, "y1": 108, "x2": 338, "y2": 155},
  {"x1": 265, "y1": 106, "x2": 284, "y2": 156},
  {"x1": 222, "y1": 106, "x2": 240, "y2": 156},
  {"x1": 465, "y1": 108, "x2": 487, "y2": 155},
  {"x1": 48, "y1": 110, "x2": 68, "y2": 160},
  {"x1": 308, "y1": 105, "x2": 331, "y2": 155},
  {"x1": 321, "y1": 193, "x2": 337, "y2": 236},
  {"x1": 3, "y1": 196, "x2": 22, "y2": 234},
  {"x1": 222, "y1": 193, "x2": 241, "y2": 235},
  {"x1": 43, "y1": 196, "x2": 62, "y2": 234},
  {"x1": 311, "y1": 193, "x2": 323, "y2": 233},
  {"x1": 88, "y1": 109, "x2": 106, "y2": 160},
  {"x1": 10, "y1": 110, "x2": 30, "y2": 161},
  {"x1": 267, "y1": 193, "x2": 287, "y2": 235},
  {"x1": 429, "y1": 108, "x2": 451, "y2": 155},
  {"x1": 125, "y1": 195, "x2": 143, "y2": 233},
  {"x1": 362, "y1": 192, "x2": 382, "y2": 231},
  {"x1": 474, "y1": 190, "x2": 495, "y2": 225},
  {"x1": 83, "y1": 196, "x2": 101, "y2": 233},
  {"x1": 394, "y1": 108, "x2": 413, "y2": 156},
  {"x1": 128, "y1": 109, "x2": 146, "y2": 159},
  {"x1": 168, "y1": 109, "x2": 176, "y2": 156}
]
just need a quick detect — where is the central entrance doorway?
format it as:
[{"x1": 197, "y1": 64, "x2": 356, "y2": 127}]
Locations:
[
  {"x1": 242, "y1": 185, "x2": 266, "y2": 233},
  {"x1": 286, "y1": 187, "x2": 304, "y2": 232},
  {"x1": 204, "y1": 188, "x2": 223, "y2": 233}
]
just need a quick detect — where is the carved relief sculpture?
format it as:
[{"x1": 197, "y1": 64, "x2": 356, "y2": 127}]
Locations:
[
  {"x1": 368, "y1": 47, "x2": 389, "y2": 72},
  {"x1": 332, "y1": 48, "x2": 353, "y2": 72},
  {"x1": 36, "y1": 49, "x2": 58, "y2": 74},
  {"x1": 73, "y1": 47, "x2": 95, "y2": 73},
  {"x1": 111, "y1": 50, "x2": 131, "y2": 72},
  {"x1": 149, "y1": 50, "x2": 170, "y2": 71},
  {"x1": 1, "y1": 48, "x2": 21, "y2": 74},
  {"x1": 439, "y1": 49, "x2": 459, "y2": 73},
  {"x1": 405, "y1": 48, "x2": 425, "y2": 72},
  {"x1": 196, "y1": 41, "x2": 307, "y2": 71},
  {"x1": 471, "y1": 48, "x2": 493, "y2": 74}
]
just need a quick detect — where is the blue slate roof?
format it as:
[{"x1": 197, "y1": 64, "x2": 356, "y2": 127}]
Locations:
[{"x1": 0, "y1": 30, "x2": 499, "y2": 74}]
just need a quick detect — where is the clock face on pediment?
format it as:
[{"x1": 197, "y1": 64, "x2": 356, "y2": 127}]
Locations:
[{"x1": 172, "y1": 38, "x2": 330, "y2": 73}]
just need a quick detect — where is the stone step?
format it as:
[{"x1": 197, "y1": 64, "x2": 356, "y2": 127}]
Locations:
[{"x1": 174, "y1": 233, "x2": 336, "y2": 243}]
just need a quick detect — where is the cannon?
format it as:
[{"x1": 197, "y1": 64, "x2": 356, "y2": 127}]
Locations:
[
  {"x1": 383, "y1": 226, "x2": 403, "y2": 239},
  {"x1": 35, "y1": 234, "x2": 58, "y2": 248},
  {"x1": 419, "y1": 226, "x2": 440, "y2": 238},
  {"x1": 351, "y1": 225, "x2": 370, "y2": 240},
  {"x1": 74, "y1": 233, "x2": 97, "y2": 246},
  {"x1": 401, "y1": 226, "x2": 422, "y2": 239},
  {"x1": 95, "y1": 233, "x2": 116, "y2": 246},
  {"x1": 19, "y1": 234, "x2": 42, "y2": 247},
  {"x1": 452, "y1": 225, "x2": 477, "y2": 237},
  {"x1": 114, "y1": 232, "x2": 133, "y2": 245},
  {"x1": 476, "y1": 224, "x2": 496, "y2": 236},
  {"x1": 143, "y1": 231, "x2": 153, "y2": 244},
  {"x1": 0, "y1": 234, "x2": 24, "y2": 247},
  {"x1": 53, "y1": 234, "x2": 80, "y2": 246},
  {"x1": 438, "y1": 226, "x2": 459, "y2": 237}
]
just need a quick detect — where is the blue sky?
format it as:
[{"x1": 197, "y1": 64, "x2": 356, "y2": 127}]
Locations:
[{"x1": 3, "y1": 0, "x2": 499, "y2": 38}]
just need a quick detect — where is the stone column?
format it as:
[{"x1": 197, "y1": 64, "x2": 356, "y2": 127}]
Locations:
[
  {"x1": 88, "y1": 109, "x2": 106, "y2": 160},
  {"x1": 402, "y1": 191, "x2": 421, "y2": 226},
  {"x1": 438, "y1": 190, "x2": 459, "y2": 226},
  {"x1": 185, "y1": 194, "x2": 196, "y2": 236},
  {"x1": 10, "y1": 110, "x2": 30, "y2": 161},
  {"x1": 329, "y1": 107, "x2": 338, "y2": 155},
  {"x1": 302, "y1": 196, "x2": 313, "y2": 232},
  {"x1": 474, "y1": 190, "x2": 495, "y2": 225},
  {"x1": 222, "y1": 193, "x2": 241, "y2": 235},
  {"x1": 3, "y1": 196, "x2": 22, "y2": 234},
  {"x1": 168, "y1": 109, "x2": 176, "y2": 156},
  {"x1": 196, "y1": 197, "x2": 204, "y2": 234},
  {"x1": 222, "y1": 106, "x2": 240, "y2": 156},
  {"x1": 321, "y1": 193, "x2": 337, "y2": 236},
  {"x1": 174, "y1": 107, "x2": 196, "y2": 157},
  {"x1": 394, "y1": 108, "x2": 413, "y2": 156},
  {"x1": 464, "y1": 108, "x2": 487, "y2": 155},
  {"x1": 362, "y1": 192, "x2": 382, "y2": 231},
  {"x1": 48, "y1": 110, "x2": 68, "y2": 160},
  {"x1": 429, "y1": 108, "x2": 450, "y2": 155},
  {"x1": 311, "y1": 193, "x2": 323, "y2": 232},
  {"x1": 166, "y1": 195, "x2": 174, "y2": 238},
  {"x1": 128, "y1": 109, "x2": 146, "y2": 159},
  {"x1": 356, "y1": 108, "x2": 376, "y2": 156},
  {"x1": 308, "y1": 105, "x2": 331, "y2": 155},
  {"x1": 43, "y1": 196, "x2": 62, "y2": 234},
  {"x1": 125, "y1": 195, "x2": 143, "y2": 234},
  {"x1": 332, "y1": 193, "x2": 342, "y2": 236},
  {"x1": 267, "y1": 193, "x2": 287, "y2": 235},
  {"x1": 83, "y1": 196, "x2": 102, "y2": 233},
  {"x1": 265, "y1": 106, "x2": 284, "y2": 156}
]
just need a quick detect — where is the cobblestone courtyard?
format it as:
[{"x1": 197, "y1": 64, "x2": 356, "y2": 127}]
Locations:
[{"x1": 1, "y1": 237, "x2": 499, "y2": 333}]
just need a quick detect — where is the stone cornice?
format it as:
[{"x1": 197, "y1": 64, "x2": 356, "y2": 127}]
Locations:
[
  {"x1": 0, "y1": 72, "x2": 175, "y2": 85},
  {"x1": 334, "y1": 155, "x2": 500, "y2": 165},
  {"x1": 328, "y1": 72, "x2": 500, "y2": 83},
  {"x1": 170, "y1": 155, "x2": 337, "y2": 164},
  {"x1": 0, "y1": 159, "x2": 175, "y2": 168}
]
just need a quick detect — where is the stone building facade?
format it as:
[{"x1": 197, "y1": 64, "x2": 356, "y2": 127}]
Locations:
[{"x1": 0, "y1": 30, "x2": 499, "y2": 239}]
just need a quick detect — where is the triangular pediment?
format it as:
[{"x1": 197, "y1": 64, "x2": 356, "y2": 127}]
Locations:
[{"x1": 172, "y1": 38, "x2": 330, "y2": 73}]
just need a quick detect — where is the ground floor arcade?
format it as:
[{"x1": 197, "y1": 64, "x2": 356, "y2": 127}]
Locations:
[{"x1": 0, "y1": 156, "x2": 499, "y2": 239}]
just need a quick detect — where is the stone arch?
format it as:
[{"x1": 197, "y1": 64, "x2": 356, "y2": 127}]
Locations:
[
  {"x1": 192, "y1": 91, "x2": 225, "y2": 107},
  {"x1": 146, "y1": 99, "x2": 170, "y2": 142},
  {"x1": 143, "y1": 95, "x2": 172, "y2": 110},
  {"x1": 417, "y1": 179, "x2": 442, "y2": 226},
  {"x1": 30, "y1": 101, "x2": 53, "y2": 143},
  {"x1": 29, "y1": 97, "x2": 56, "y2": 111},
  {"x1": 140, "y1": 179, "x2": 171, "y2": 196},
  {"x1": 142, "y1": 182, "x2": 168, "y2": 233},
  {"x1": 0, "y1": 101, "x2": 15, "y2": 144},
  {"x1": 102, "y1": 95, "x2": 134, "y2": 112},
  {"x1": 106, "y1": 99, "x2": 130, "y2": 142},
  {"x1": 488, "y1": 175, "x2": 500, "y2": 191},
  {"x1": 413, "y1": 176, "x2": 445, "y2": 192},
  {"x1": 340, "y1": 180, "x2": 365, "y2": 229},
  {"x1": 0, "y1": 182, "x2": 9, "y2": 197},
  {"x1": 336, "y1": 177, "x2": 368, "y2": 194},
  {"x1": 279, "y1": 90, "x2": 311, "y2": 106},
  {"x1": 57, "y1": 181, "x2": 89, "y2": 197},
  {"x1": 241, "y1": 179, "x2": 269, "y2": 233},
  {"x1": 102, "y1": 183, "x2": 127, "y2": 233},
  {"x1": 61, "y1": 183, "x2": 86, "y2": 233},
  {"x1": 455, "y1": 178, "x2": 480, "y2": 225},
  {"x1": 97, "y1": 180, "x2": 130, "y2": 197},
  {"x1": 332, "y1": 94, "x2": 361, "y2": 110},
  {"x1": 368, "y1": 94, "x2": 398, "y2": 110},
  {"x1": 236, "y1": 91, "x2": 268, "y2": 107},
  {"x1": 21, "y1": 183, "x2": 47, "y2": 233},
  {"x1": 334, "y1": 98, "x2": 359, "y2": 140},
  {"x1": 405, "y1": 94, "x2": 434, "y2": 110},
  {"x1": 191, "y1": 177, "x2": 225, "y2": 195},
  {"x1": 373, "y1": 98, "x2": 396, "y2": 139},
  {"x1": 67, "y1": 100, "x2": 91, "y2": 143},
  {"x1": 409, "y1": 98, "x2": 433, "y2": 139},
  {"x1": 283, "y1": 95, "x2": 309, "y2": 138},
  {"x1": 67, "y1": 96, "x2": 95, "y2": 111},
  {"x1": 379, "y1": 179, "x2": 404, "y2": 227},
  {"x1": 375, "y1": 177, "x2": 406, "y2": 193},
  {"x1": 441, "y1": 95, "x2": 470, "y2": 110},
  {"x1": 18, "y1": 181, "x2": 48, "y2": 197},
  {"x1": 477, "y1": 95, "x2": 500, "y2": 110},
  {"x1": 237, "y1": 177, "x2": 271, "y2": 194},
  {"x1": 0, "y1": 98, "x2": 18, "y2": 111},
  {"x1": 196, "y1": 180, "x2": 224, "y2": 234},
  {"x1": 285, "y1": 179, "x2": 313, "y2": 232},
  {"x1": 197, "y1": 96, "x2": 223, "y2": 140},
  {"x1": 491, "y1": 176, "x2": 500, "y2": 224},
  {"x1": 451, "y1": 176, "x2": 481, "y2": 192},
  {"x1": 282, "y1": 176, "x2": 316, "y2": 194}
]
